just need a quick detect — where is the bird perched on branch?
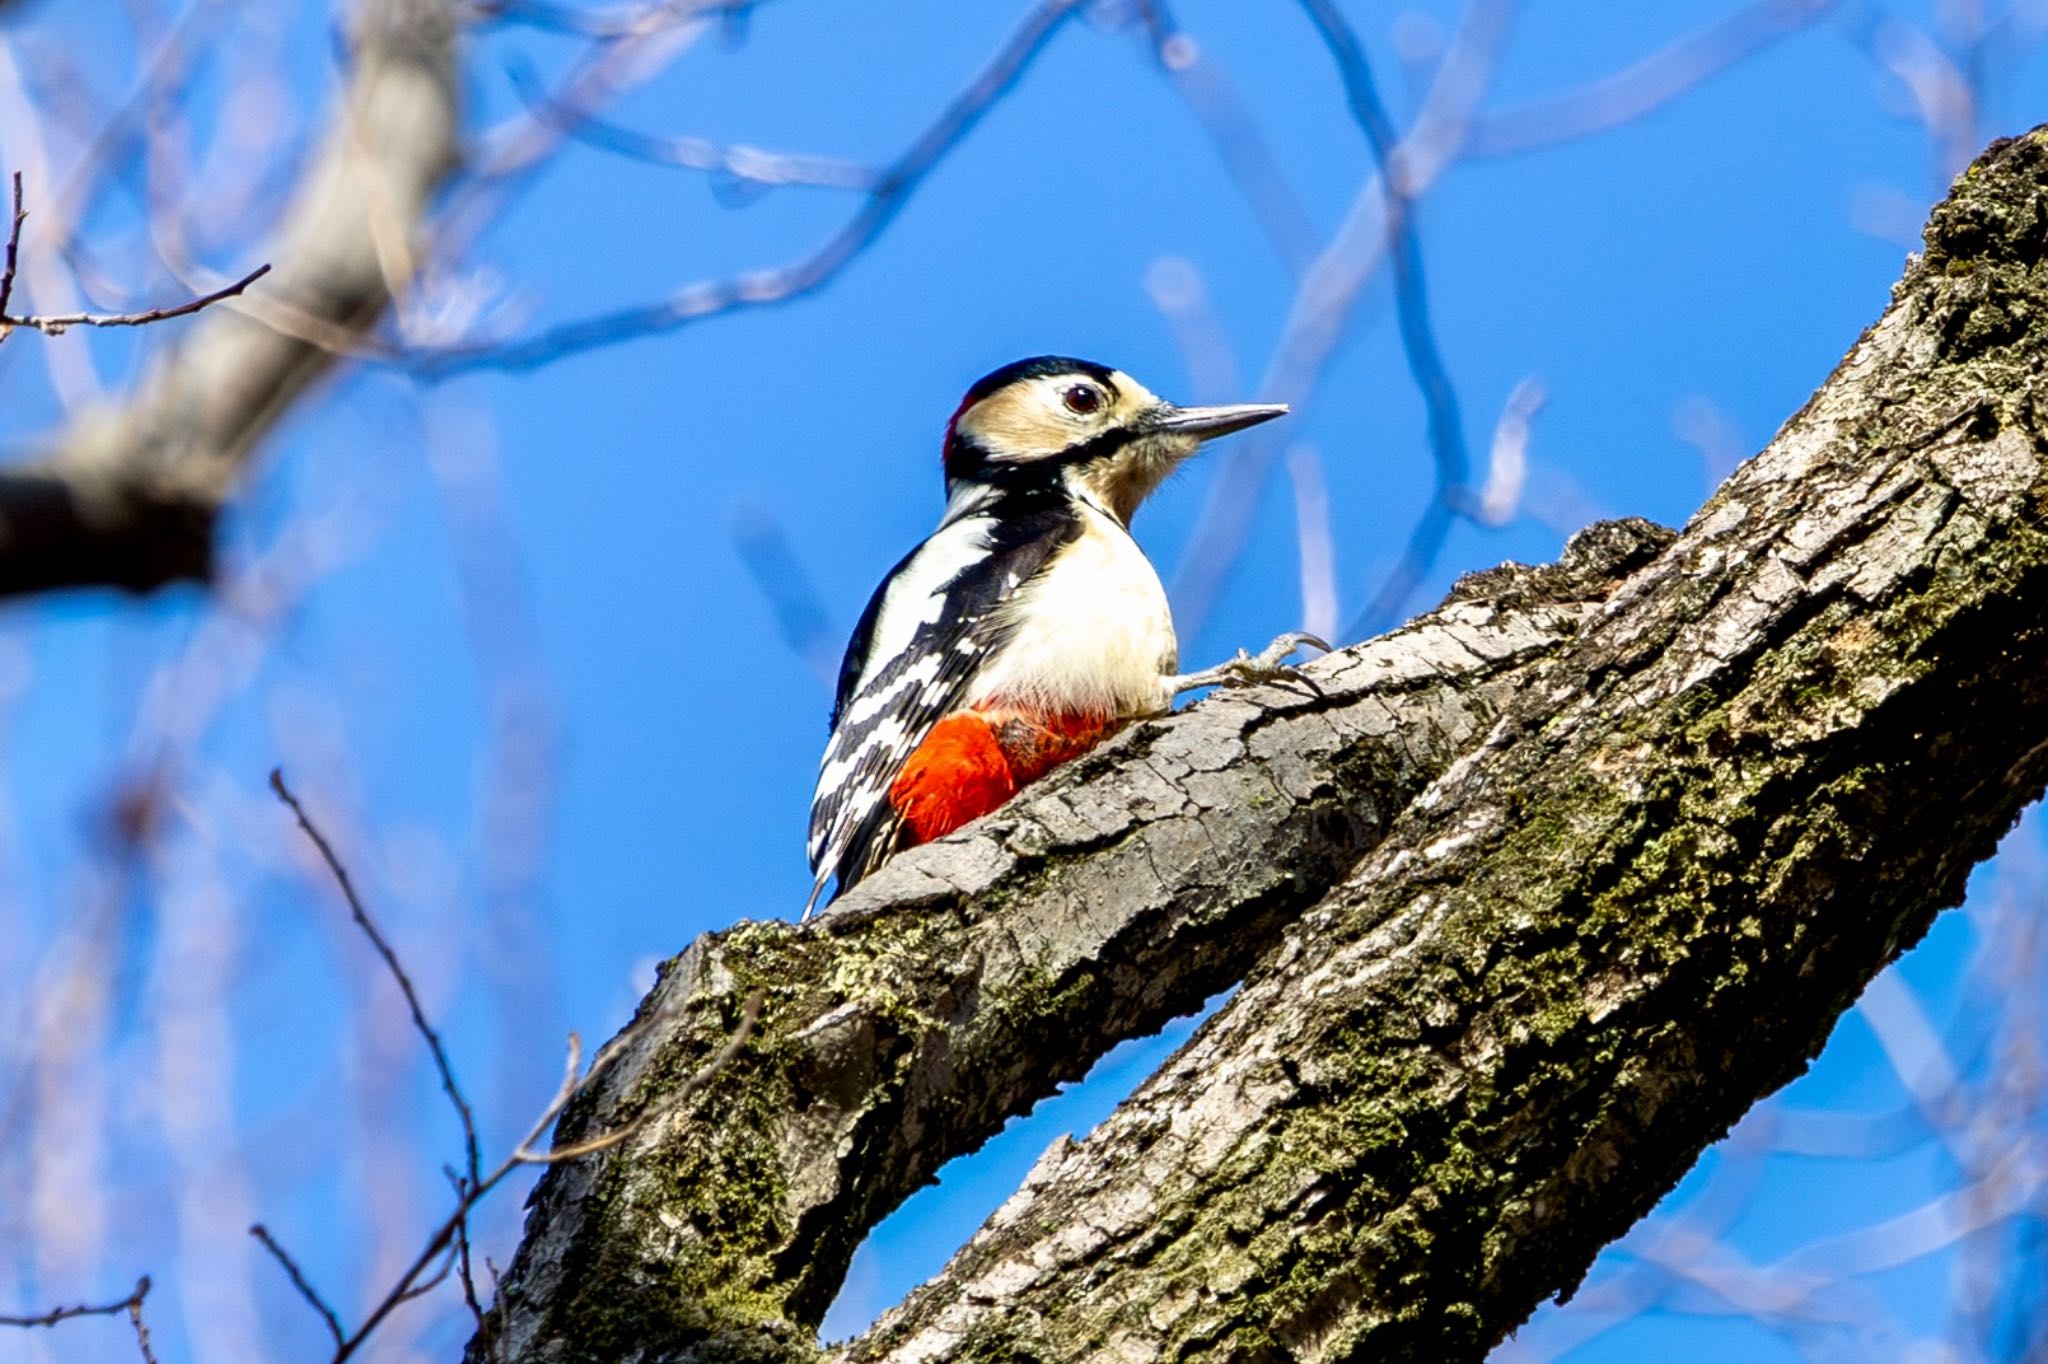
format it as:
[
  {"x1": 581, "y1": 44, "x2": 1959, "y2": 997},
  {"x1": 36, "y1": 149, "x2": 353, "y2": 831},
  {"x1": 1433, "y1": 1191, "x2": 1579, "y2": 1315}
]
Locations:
[{"x1": 806, "y1": 356, "x2": 1323, "y2": 916}]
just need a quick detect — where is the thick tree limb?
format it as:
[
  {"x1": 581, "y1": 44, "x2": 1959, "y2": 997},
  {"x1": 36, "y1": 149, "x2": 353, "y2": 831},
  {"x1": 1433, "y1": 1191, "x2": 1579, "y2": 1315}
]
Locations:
[
  {"x1": 0, "y1": 0, "x2": 459, "y2": 597},
  {"x1": 848, "y1": 127, "x2": 2048, "y2": 1360},
  {"x1": 472, "y1": 520, "x2": 1674, "y2": 1361},
  {"x1": 477, "y1": 125, "x2": 2048, "y2": 1362}
]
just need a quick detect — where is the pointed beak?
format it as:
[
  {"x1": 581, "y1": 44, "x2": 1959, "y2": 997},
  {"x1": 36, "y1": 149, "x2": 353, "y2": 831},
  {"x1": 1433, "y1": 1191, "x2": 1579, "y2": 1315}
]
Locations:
[{"x1": 1150, "y1": 402, "x2": 1290, "y2": 440}]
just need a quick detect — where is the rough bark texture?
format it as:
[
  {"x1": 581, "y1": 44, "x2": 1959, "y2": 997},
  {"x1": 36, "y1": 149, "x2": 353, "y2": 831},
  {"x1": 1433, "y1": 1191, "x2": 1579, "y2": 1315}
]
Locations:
[
  {"x1": 0, "y1": 0, "x2": 459, "y2": 597},
  {"x1": 478, "y1": 126, "x2": 2048, "y2": 1363},
  {"x1": 473, "y1": 518, "x2": 1672, "y2": 1362}
]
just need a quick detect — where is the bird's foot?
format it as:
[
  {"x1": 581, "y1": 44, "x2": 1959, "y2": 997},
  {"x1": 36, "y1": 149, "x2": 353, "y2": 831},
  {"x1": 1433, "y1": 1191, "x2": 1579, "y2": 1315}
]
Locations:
[{"x1": 1170, "y1": 631, "x2": 1330, "y2": 698}]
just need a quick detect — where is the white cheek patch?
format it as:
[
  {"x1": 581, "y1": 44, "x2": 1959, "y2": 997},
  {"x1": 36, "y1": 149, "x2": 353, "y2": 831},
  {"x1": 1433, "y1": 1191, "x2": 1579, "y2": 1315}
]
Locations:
[{"x1": 957, "y1": 386, "x2": 1087, "y2": 463}]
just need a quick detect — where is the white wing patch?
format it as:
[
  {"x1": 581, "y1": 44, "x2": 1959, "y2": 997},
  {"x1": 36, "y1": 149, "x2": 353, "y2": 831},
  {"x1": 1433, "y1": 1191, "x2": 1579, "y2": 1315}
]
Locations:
[{"x1": 808, "y1": 514, "x2": 1017, "y2": 887}]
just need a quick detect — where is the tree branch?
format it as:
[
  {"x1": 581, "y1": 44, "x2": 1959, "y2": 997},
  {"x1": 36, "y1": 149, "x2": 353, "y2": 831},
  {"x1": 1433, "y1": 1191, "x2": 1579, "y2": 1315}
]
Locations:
[
  {"x1": 413, "y1": 0, "x2": 1083, "y2": 374},
  {"x1": 478, "y1": 125, "x2": 2048, "y2": 1362},
  {"x1": 472, "y1": 516, "x2": 1675, "y2": 1360},
  {"x1": 847, "y1": 125, "x2": 2048, "y2": 1361},
  {"x1": 0, "y1": 0, "x2": 460, "y2": 598},
  {"x1": 0, "y1": 1276, "x2": 158, "y2": 1364}
]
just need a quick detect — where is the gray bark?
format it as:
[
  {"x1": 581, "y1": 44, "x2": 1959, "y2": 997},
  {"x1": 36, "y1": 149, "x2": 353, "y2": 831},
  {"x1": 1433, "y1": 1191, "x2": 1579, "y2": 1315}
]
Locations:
[
  {"x1": 475, "y1": 516, "x2": 1672, "y2": 1361},
  {"x1": 480, "y1": 126, "x2": 2048, "y2": 1363},
  {"x1": 0, "y1": 0, "x2": 459, "y2": 597}
]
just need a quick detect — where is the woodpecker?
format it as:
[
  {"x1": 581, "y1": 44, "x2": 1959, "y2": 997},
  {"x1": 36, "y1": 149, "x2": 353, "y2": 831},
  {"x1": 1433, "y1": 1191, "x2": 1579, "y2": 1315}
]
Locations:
[{"x1": 806, "y1": 356, "x2": 1321, "y2": 916}]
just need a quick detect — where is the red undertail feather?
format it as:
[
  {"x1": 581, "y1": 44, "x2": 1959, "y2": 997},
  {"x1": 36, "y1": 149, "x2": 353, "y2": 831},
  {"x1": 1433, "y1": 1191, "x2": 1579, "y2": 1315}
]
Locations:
[{"x1": 888, "y1": 708, "x2": 1125, "y2": 848}]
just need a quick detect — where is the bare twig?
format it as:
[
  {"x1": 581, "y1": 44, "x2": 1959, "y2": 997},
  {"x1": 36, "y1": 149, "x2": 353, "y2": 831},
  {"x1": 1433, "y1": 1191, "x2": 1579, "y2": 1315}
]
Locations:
[
  {"x1": 125, "y1": 1282, "x2": 160, "y2": 1364},
  {"x1": 250, "y1": 1223, "x2": 347, "y2": 1347},
  {"x1": 516, "y1": 988, "x2": 763, "y2": 1164},
  {"x1": 1296, "y1": 0, "x2": 1474, "y2": 638},
  {"x1": 270, "y1": 767, "x2": 485, "y2": 1201},
  {"x1": 259, "y1": 775, "x2": 764, "y2": 1361},
  {"x1": 504, "y1": 59, "x2": 878, "y2": 192},
  {"x1": 0, "y1": 1276, "x2": 157, "y2": 1364},
  {"x1": 0, "y1": 172, "x2": 22, "y2": 322},
  {"x1": 1463, "y1": 0, "x2": 1838, "y2": 158},
  {"x1": 415, "y1": 0, "x2": 1085, "y2": 372},
  {"x1": 1, "y1": 262, "x2": 272, "y2": 337},
  {"x1": 0, "y1": 1275, "x2": 150, "y2": 1330},
  {"x1": 5, "y1": 104, "x2": 271, "y2": 341},
  {"x1": 327, "y1": 988, "x2": 761, "y2": 1361}
]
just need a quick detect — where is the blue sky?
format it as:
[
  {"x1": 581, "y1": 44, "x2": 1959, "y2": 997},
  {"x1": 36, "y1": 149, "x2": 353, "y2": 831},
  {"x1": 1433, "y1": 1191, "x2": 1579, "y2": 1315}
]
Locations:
[{"x1": 1, "y1": 2, "x2": 2045, "y2": 1361}]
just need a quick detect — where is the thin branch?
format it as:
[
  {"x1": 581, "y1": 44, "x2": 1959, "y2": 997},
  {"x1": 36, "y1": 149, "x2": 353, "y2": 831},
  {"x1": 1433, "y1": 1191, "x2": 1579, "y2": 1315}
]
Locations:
[
  {"x1": 452, "y1": 1161, "x2": 489, "y2": 1335},
  {"x1": 0, "y1": 172, "x2": 22, "y2": 322},
  {"x1": 517, "y1": 989, "x2": 763, "y2": 1164},
  {"x1": 1462, "y1": 0, "x2": 1838, "y2": 158},
  {"x1": 266, "y1": 766, "x2": 761, "y2": 1362},
  {"x1": 0, "y1": 1276, "x2": 157, "y2": 1364},
  {"x1": 414, "y1": 0, "x2": 1085, "y2": 373},
  {"x1": 335, "y1": 989, "x2": 761, "y2": 1361},
  {"x1": 269, "y1": 768, "x2": 485, "y2": 1211},
  {"x1": 731, "y1": 504, "x2": 838, "y2": 685},
  {"x1": 124, "y1": 1284, "x2": 160, "y2": 1364},
  {"x1": 1164, "y1": 0, "x2": 1511, "y2": 643},
  {"x1": 504, "y1": 59, "x2": 879, "y2": 192},
  {"x1": 0, "y1": 1276, "x2": 150, "y2": 1330},
  {"x1": 468, "y1": 0, "x2": 757, "y2": 38},
  {"x1": 249, "y1": 1223, "x2": 347, "y2": 1347},
  {"x1": 1, "y1": 262, "x2": 272, "y2": 337},
  {"x1": 1295, "y1": 0, "x2": 1474, "y2": 638}
]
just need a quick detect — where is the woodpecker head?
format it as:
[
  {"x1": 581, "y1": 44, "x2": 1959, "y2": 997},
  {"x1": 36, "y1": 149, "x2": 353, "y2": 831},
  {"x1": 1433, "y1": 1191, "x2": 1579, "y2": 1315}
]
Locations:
[{"x1": 941, "y1": 356, "x2": 1288, "y2": 524}]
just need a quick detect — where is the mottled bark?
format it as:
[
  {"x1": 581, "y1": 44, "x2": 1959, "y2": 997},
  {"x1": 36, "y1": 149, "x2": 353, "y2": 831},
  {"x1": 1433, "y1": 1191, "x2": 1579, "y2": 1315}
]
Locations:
[
  {"x1": 0, "y1": 0, "x2": 459, "y2": 597},
  {"x1": 851, "y1": 128, "x2": 2048, "y2": 1360},
  {"x1": 480, "y1": 126, "x2": 2048, "y2": 1364},
  {"x1": 473, "y1": 518, "x2": 1669, "y2": 1362}
]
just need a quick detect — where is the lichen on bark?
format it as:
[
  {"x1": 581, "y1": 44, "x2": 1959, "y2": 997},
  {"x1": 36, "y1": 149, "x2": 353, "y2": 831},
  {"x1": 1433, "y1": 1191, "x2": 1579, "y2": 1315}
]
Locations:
[{"x1": 480, "y1": 127, "x2": 2048, "y2": 1364}]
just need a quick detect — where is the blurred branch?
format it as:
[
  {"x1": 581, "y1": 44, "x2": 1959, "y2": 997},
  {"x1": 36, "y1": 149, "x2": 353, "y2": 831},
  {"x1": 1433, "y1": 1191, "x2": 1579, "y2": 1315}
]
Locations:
[
  {"x1": 504, "y1": 58, "x2": 879, "y2": 192},
  {"x1": 1128, "y1": 1, "x2": 1320, "y2": 276},
  {"x1": 415, "y1": 0, "x2": 1085, "y2": 373},
  {"x1": 1458, "y1": 374, "x2": 1545, "y2": 528},
  {"x1": 0, "y1": 0, "x2": 460, "y2": 599},
  {"x1": 1167, "y1": 0, "x2": 1511, "y2": 641},
  {"x1": 1464, "y1": 0, "x2": 1837, "y2": 158},
  {"x1": 468, "y1": 0, "x2": 755, "y2": 39},
  {"x1": 1284, "y1": 443, "x2": 1339, "y2": 641},
  {"x1": 731, "y1": 503, "x2": 838, "y2": 684},
  {"x1": 1295, "y1": 0, "x2": 1474, "y2": 637},
  {"x1": 0, "y1": 1276, "x2": 159, "y2": 1364}
]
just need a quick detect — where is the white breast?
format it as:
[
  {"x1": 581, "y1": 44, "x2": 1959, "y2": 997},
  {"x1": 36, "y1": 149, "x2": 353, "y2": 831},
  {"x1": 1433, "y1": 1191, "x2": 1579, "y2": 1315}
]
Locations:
[{"x1": 967, "y1": 503, "x2": 1177, "y2": 719}]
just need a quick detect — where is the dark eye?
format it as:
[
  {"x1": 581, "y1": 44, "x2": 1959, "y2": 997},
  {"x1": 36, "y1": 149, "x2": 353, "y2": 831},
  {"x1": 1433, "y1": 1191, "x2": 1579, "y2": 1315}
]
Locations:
[{"x1": 1062, "y1": 384, "x2": 1102, "y2": 415}]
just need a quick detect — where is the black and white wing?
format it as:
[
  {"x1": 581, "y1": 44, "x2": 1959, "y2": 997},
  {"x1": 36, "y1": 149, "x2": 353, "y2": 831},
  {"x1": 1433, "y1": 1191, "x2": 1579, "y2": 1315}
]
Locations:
[{"x1": 807, "y1": 500, "x2": 1077, "y2": 912}]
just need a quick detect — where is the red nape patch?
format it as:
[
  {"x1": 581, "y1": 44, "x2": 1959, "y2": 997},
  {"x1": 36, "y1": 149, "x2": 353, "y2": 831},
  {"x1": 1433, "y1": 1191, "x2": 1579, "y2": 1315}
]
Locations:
[{"x1": 890, "y1": 714, "x2": 1018, "y2": 847}]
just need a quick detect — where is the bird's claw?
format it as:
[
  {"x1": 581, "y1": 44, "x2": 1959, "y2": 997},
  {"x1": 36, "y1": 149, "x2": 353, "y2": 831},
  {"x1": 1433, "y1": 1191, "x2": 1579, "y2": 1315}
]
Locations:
[{"x1": 1172, "y1": 631, "x2": 1330, "y2": 697}]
